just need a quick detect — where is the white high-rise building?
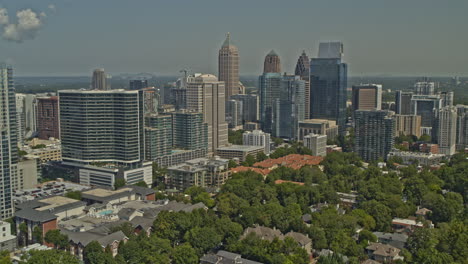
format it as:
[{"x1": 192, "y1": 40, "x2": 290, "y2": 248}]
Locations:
[
  {"x1": 435, "y1": 106, "x2": 457, "y2": 156},
  {"x1": 303, "y1": 134, "x2": 327, "y2": 157},
  {"x1": 0, "y1": 65, "x2": 18, "y2": 219},
  {"x1": 414, "y1": 81, "x2": 435, "y2": 95},
  {"x1": 242, "y1": 130, "x2": 271, "y2": 154}
]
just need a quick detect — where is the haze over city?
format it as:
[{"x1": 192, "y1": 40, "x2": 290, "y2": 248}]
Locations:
[{"x1": 0, "y1": 0, "x2": 467, "y2": 76}]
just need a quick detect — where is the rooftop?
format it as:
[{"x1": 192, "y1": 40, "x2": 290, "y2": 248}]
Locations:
[{"x1": 217, "y1": 144, "x2": 264, "y2": 152}]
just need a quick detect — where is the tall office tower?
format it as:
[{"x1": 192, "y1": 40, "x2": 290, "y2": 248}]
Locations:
[
  {"x1": 172, "y1": 75, "x2": 188, "y2": 110},
  {"x1": 218, "y1": 33, "x2": 242, "y2": 100},
  {"x1": 275, "y1": 75, "x2": 306, "y2": 139},
  {"x1": 91, "y1": 68, "x2": 108, "y2": 90},
  {"x1": 0, "y1": 65, "x2": 17, "y2": 219},
  {"x1": 393, "y1": 115, "x2": 422, "y2": 137},
  {"x1": 172, "y1": 111, "x2": 208, "y2": 151},
  {"x1": 295, "y1": 51, "x2": 311, "y2": 118},
  {"x1": 36, "y1": 96, "x2": 60, "y2": 140},
  {"x1": 263, "y1": 50, "x2": 281, "y2": 73},
  {"x1": 303, "y1": 134, "x2": 327, "y2": 157},
  {"x1": 310, "y1": 42, "x2": 347, "y2": 135},
  {"x1": 352, "y1": 84, "x2": 382, "y2": 111},
  {"x1": 414, "y1": 81, "x2": 435, "y2": 95},
  {"x1": 395, "y1": 91, "x2": 413, "y2": 115},
  {"x1": 243, "y1": 130, "x2": 271, "y2": 154},
  {"x1": 186, "y1": 74, "x2": 228, "y2": 153},
  {"x1": 230, "y1": 94, "x2": 259, "y2": 123},
  {"x1": 226, "y1": 99, "x2": 243, "y2": 128},
  {"x1": 59, "y1": 89, "x2": 144, "y2": 164},
  {"x1": 129, "y1": 79, "x2": 148, "y2": 90},
  {"x1": 433, "y1": 106, "x2": 457, "y2": 156},
  {"x1": 354, "y1": 110, "x2": 395, "y2": 161},
  {"x1": 411, "y1": 95, "x2": 442, "y2": 133},
  {"x1": 455, "y1": 105, "x2": 468, "y2": 151},
  {"x1": 15, "y1": 94, "x2": 26, "y2": 144},
  {"x1": 144, "y1": 115, "x2": 172, "y2": 160},
  {"x1": 259, "y1": 72, "x2": 282, "y2": 133}
]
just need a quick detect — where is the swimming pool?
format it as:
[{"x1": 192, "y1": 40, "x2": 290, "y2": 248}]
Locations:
[{"x1": 97, "y1": 210, "x2": 114, "y2": 216}]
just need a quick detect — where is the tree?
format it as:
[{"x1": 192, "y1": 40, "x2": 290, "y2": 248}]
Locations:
[
  {"x1": 65, "y1": 190, "x2": 82, "y2": 200},
  {"x1": 109, "y1": 222, "x2": 135, "y2": 237},
  {"x1": 0, "y1": 251, "x2": 10, "y2": 264},
  {"x1": 114, "y1": 179, "x2": 126, "y2": 190},
  {"x1": 228, "y1": 160, "x2": 238, "y2": 168},
  {"x1": 360, "y1": 200, "x2": 392, "y2": 231},
  {"x1": 83, "y1": 241, "x2": 104, "y2": 264},
  {"x1": 24, "y1": 249, "x2": 80, "y2": 264},
  {"x1": 172, "y1": 244, "x2": 198, "y2": 264},
  {"x1": 134, "y1": 181, "x2": 148, "y2": 188},
  {"x1": 242, "y1": 154, "x2": 256, "y2": 167},
  {"x1": 256, "y1": 152, "x2": 268, "y2": 162},
  {"x1": 19, "y1": 222, "x2": 28, "y2": 246},
  {"x1": 32, "y1": 226, "x2": 43, "y2": 244},
  {"x1": 44, "y1": 229, "x2": 69, "y2": 250},
  {"x1": 184, "y1": 227, "x2": 222, "y2": 256}
]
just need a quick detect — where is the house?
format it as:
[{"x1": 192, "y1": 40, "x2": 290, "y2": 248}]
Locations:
[
  {"x1": 415, "y1": 207, "x2": 432, "y2": 219},
  {"x1": 391, "y1": 217, "x2": 434, "y2": 233},
  {"x1": 65, "y1": 230, "x2": 128, "y2": 260},
  {"x1": 200, "y1": 250, "x2": 264, "y2": 264},
  {"x1": 373, "y1": 232, "x2": 408, "y2": 249},
  {"x1": 366, "y1": 242, "x2": 403, "y2": 263}
]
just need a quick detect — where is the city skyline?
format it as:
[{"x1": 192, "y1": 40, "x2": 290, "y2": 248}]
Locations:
[{"x1": 0, "y1": 0, "x2": 467, "y2": 77}]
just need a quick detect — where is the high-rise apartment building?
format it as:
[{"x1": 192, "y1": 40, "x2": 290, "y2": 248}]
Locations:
[
  {"x1": 15, "y1": 94, "x2": 26, "y2": 144},
  {"x1": 310, "y1": 42, "x2": 347, "y2": 135},
  {"x1": 243, "y1": 130, "x2": 271, "y2": 154},
  {"x1": 455, "y1": 105, "x2": 468, "y2": 151},
  {"x1": 186, "y1": 74, "x2": 228, "y2": 153},
  {"x1": 414, "y1": 81, "x2": 435, "y2": 95},
  {"x1": 144, "y1": 114, "x2": 172, "y2": 160},
  {"x1": 129, "y1": 79, "x2": 148, "y2": 90},
  {"x1": 259, "y1": 73, "x2": 282, "y2": 133},
  {"x1": 295, "y1": 51, "x2": 310, "y2": 118},
  {"x1": 0, "y1": 65, "x2": 17, "y2": 219},
  {"x1": 171, "y1": 111, "x2": 208, "y2": 151},
  {"x1": 393, "y1": 115, "x2": 422, "y2": 137},
  {"x1": 263, "y1": 50, "x2": 281, "y2": 73},
  {"x1": 91, "y1": 68, "x2": 108, "y2": 90},
  {"x1": 395, "y1": 91, "x2": 413, "y2": 115},
  {"x1": 230, "y1": 94, "x2": 259, "y2": 123},
  {"x1": 354, "y1": 110, "x2": 395, "y2": 161},
  {"x1": 37, "y1": 96, "x2": 60, "y2": 140},
  {"x1": 434, "y1": 106, "x2": 457, "y2": 156},
  {"x1": 218, "y1": 33, "x2": 242, "y2": 100},
  {"x1": 303, "y1": 134, "x2": 327, "y2": 157},
  {"x1": 59, "y1": 89, "x2": 144, "y2": 164},
  {"x1": 411, "y1": 95, "x2": 442, "y2": 129},
  {"x1": 352, "y1": 84, "x2": 382, "y2": 111}
]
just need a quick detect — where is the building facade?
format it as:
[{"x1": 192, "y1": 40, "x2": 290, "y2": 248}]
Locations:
[
  {"x1": 37, "y1": 96, "x2": 60, "y2": 140},
  {"x1": 276, "y1": 75, "x2": 305, "y2": 139},
  {"x1": 310, "y1": 42, "x2": 347, "y2": 135},
  {"x1": 0, "y1": 65, "x2": 17, "y2": 219},
  {"x1": 259, "y1": 72, "x2": 282, "y2": 134},
  {"x1": 243, "y1": 130, "x2": 271, "y2": 154},
  {"x1": 91, "y1": 68, "x2": 108, "y2": 90},
  {"x1": 393, "y1": 115, "x2": 422, "y2": 137},
  {"x1": 218, "y1": 33, "x2": 242, "y2": 100},
  {"x1": 455, "y1": 105, "x2": 468, "y2": 151},
  {"x1": 298, "y1": 119, "x2": 339, "y2": 141},
  {"x1": 434, "y1": 106, "x2": 457, "y2": 156},
  {"x1": 303, "y1": 134, "x2": 327, "y2": 157},
  {"x1": 144, "y1": 114, "x2": 172, "y2": 160},
  {"x1": 230, "y1": 94, "x2": 259, "y2": 123},
  {"x1": 216, "y1": 145, "x2": 264, "y2": 162},
  {"x1": 264, "y1": 50, "x2": 281, "y2": 73},
  {"x1": 352, "y1": 84, "x2": 382, "y2": 111},
  {"x1": 295, "y1": 51, "x2": 310, "y2": 118},
  {"x1": 226, "y1": 99, "x2": 243, "y2": 128},
  {"x1": 171, "y1": 111, "x2": 208, "y2": 151},
  {"x1": 354, "y1": 110, "x2": 395, "y2": 161},
  {"x1": 395, "y1": 91, "x2": 413, "y2": 115},
  {"x1": 186, "y1": 74, "x2": 228, "y2": 154},
  {"x1": 414, "y1": 81, "x2": 435, "y2": 95},
  {"x1": 129, "y1": 79, "x2": 148, "y2": 90}
]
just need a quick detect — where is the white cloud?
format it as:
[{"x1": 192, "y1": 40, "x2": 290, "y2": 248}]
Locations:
[
  {"x1": 1, "y1": 9, "x2": 45, "y2": 43},
  {"x1": 0, "y1": 8, "x2": 9, "y2": 25}
]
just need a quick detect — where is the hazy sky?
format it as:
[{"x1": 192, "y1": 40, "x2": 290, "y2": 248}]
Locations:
[{"x1": 0, "y1": 0, "x2": 467, "y2": 77}]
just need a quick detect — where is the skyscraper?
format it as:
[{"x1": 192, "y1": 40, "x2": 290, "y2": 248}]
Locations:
[
  {"x1": 91, "y1": 68, "x2": 108, "y2": 90},
  {"x1": 186, "y1": 74, "x2": 228, "y2": 153},
  {"x1": 230, "y1": 94, "x2": 259, "y2": 123},
  {"x1": 37, "y1": 96, "x2": 60, "y2": 139},
  {"x1": 395, "y1": 91, "x2": 413, "y2": 115},
  {"x1": 393, "y1": 115, "x2": 422, "y2": 137},
  {"x1": 455, "y1": 105, "x2": 468, "y2": 151},
  {"x1": 259, "y1": 72, "x2": 282, "y2": 133},
  {"x1": 59, "y1": 89, "x2": 144, "y2": 164},
  {"x1": 171, "y1": 111, "x2": 208, "y2": 151},
  {"x1": 352, "y1": 84, "x2": 382, "y2": 111},
  {"x1": 354, "y1": 110, "x2": 395, "y2": 161},
  {"x1": 414, "y1": 81, "x2": 435, "y2": 95},
  {"x1": 129, "y1": 79, "x2": 148, "y2": 90},
  {"x1": 226, "y1": 99, "x2": 243, "y2": 128},
  {"x1": 276, "y1": 75, "x2": 306, "y2": 139},
  {"x1": 263, "y1": 50, "x2": 281, "y2": 73},
  {"x1": 434, "y1": 106, "x2": 457, "y2": 156},
  {"x1": 310, "y1": 42, "x2": 347, "y2": 135},
  {"x1": 295, "y1": 51, "x2": 311, "y2": 118},
  {"x1": 218, "y1": 33, "x2": 242, "y2": 100},
  {"x1": 0, "y1": 65, "x2": 17, "y2": 219},
  {"x1": 144, "y1": 115, "x2": 172, "y2": 160}
]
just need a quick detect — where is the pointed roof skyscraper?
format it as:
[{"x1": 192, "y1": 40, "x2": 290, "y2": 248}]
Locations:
[
  {"x1": 219, "y1": 33, "x2": 241, "y2": 100},
  {"x1": 264, "y1": 50, "x2": 281, "y2": 73}
]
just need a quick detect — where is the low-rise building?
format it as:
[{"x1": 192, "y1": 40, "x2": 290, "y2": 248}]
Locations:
[
  {"x1": 167, "y1": 157, "x2": 230, "y2": 190},
  {"x1": 14, "y1": 155, "x2": 39, "y2": 191},
  {"x1": 0, "y1": 221, "x2": 16, "y2": 252},
  {"x1": 81, "y1": 185, "x2": 155, "y2": 205},
  {"x1": 243, "y1": 130, "x2": 271, "y2": 154},
  {"x1": 366, "y1": 242, "x2": 403, "y2": 263},
  {"x1": 201, "y1": 250, "x2": 264, "y2": 264},
  {"x1": 303, "y1": 134, "x2": 327, "y2": 156},
  {"x1": 153, "y1": 148, "x2": 208, "y2": 168},
  {"x1": 216, "y1": 145, "x2": 264, "y2": 162},
  {"x1": 373, "y1": 232, "x2": 408, "y2": 249},
  {"x1": 392, "y1": 217, "x2": 434, "y2": 234},
  {"x1": 387, "y1": 151, "x2": 445, "y2": 166},
  {"x1": 65, "y1": 230, "x2": 128, "y2": 260}
]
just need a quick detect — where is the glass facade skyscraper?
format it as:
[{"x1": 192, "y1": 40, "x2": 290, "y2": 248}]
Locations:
[
  {"x1": 259, "y1": 72, "x2": 282, "y2": 134},
  {"x1": 0, "y1": 65, "x2": 17, "y2": 219}
]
